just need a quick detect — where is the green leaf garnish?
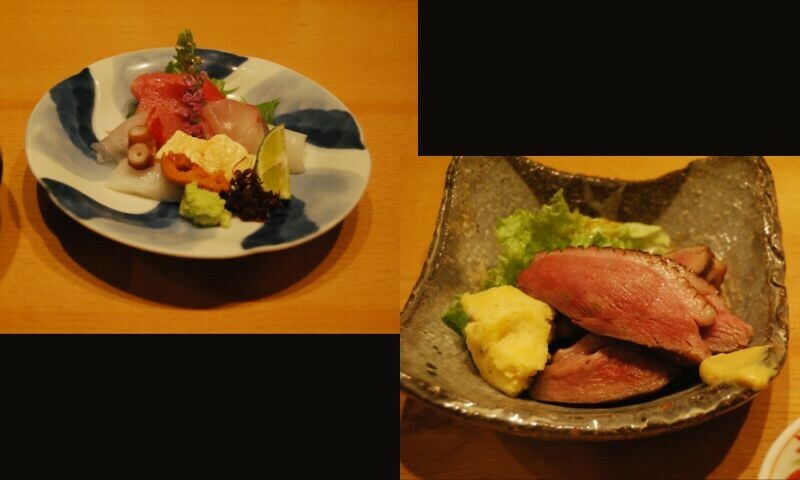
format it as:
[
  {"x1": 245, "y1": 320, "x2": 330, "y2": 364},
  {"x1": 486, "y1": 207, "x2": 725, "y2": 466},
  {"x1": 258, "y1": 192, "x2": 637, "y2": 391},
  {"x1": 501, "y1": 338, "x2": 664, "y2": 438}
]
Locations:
[
  {"x1": 208, "y1": 78, "x2": 224, "y2": 91},
  {"x1": 165, "y1": 29, "x2": 202, "y2": 74},
  {"x1": 256, "y1": 99, "x2": 281, "y2": 125},
  {"x1": 442, "y1": 296, "x2": 470, "y2": 336},
  {"x1": 208, "y1": 78, "x2": 238, "y2": 96}
]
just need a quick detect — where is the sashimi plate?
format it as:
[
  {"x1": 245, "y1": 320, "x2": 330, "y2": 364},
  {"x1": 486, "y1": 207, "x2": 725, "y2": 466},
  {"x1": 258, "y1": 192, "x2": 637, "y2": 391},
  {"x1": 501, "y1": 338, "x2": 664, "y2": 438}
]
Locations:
[
  {"x1": 400, "y1": 156, "x2": 788, "y2": 440},
  {"x1": 25, "y1": 48, "x2": 370, "y2": 259}
]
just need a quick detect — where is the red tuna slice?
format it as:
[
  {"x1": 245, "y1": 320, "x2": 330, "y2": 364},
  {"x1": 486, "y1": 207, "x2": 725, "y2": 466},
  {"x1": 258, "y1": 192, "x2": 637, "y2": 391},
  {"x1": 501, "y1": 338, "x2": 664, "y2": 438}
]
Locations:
[
  {"x1": 144, "y1": 107, "x2": 211, "y2": 149},
  {"x1": 132, "y1": 72, "x2": 224, "y2": 147},
  {"x1": 145, "y1": 108, "x2": 186, "y2": 148},
  {"x1": 201, "y1": 99, "x2": 265, "y2": 154},
  {"x1": 516, "y1": 247, "x2": 715, "y2": 363},
  {"x1": 665, "y1": 253, "x2": 753, "y2": 353},
  {"x1": 529, "y1": 334, "x2": 680, "y2": 404},
  {"x1": 132, "y1": 72, "x2": 224, "y2": 113}
]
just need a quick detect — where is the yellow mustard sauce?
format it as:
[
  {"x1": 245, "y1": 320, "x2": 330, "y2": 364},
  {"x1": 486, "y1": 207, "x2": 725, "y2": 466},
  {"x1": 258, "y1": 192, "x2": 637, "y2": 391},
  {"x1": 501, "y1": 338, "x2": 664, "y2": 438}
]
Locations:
[{"x1": 699, "y1": 345, "x2": 777, "y2": 391}]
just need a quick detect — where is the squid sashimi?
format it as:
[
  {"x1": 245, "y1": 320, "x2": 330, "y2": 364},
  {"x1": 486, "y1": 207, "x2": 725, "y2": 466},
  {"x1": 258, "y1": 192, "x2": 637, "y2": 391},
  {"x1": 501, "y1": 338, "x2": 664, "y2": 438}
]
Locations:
[
  {"x1": 201, "y1": 99, "x2": 265, "y2": 154},
  {"x1": 92, "y1": 110, "x2": 148, "y2": 163},
  {"x1": 283, "y1": 128, "x2": 307, "y2": 174},
  {"x1": 106, "y1": 160, "x2": 182, "y2": 202}
]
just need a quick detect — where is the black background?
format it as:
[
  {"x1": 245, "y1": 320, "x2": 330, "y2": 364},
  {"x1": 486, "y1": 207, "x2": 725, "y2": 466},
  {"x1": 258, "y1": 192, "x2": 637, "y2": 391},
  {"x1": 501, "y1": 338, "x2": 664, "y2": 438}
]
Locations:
[
  {"x1": 0, "y1": 334, "x2": 396, "y2": 476},
  {"x1": 420, "y1": 4, "x2": 799, "y2": 155}
]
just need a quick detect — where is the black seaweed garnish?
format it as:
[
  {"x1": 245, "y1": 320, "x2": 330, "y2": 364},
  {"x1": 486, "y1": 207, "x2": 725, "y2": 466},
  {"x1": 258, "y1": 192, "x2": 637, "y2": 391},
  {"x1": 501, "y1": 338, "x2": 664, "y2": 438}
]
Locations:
[{"x1": 221, "y1": 168, "x2": 282, "y2": 222}]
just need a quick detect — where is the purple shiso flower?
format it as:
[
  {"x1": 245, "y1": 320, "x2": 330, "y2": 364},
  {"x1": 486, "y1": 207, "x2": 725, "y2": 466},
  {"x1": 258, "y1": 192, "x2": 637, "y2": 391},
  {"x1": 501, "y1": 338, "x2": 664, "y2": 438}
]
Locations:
[{"x1": 179, "y1": 71, "x2": 210, "y2": 136}]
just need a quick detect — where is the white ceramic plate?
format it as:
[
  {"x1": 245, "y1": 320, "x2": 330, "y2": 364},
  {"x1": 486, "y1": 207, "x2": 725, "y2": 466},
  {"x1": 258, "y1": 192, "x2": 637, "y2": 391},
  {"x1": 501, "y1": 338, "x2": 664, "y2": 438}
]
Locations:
[
  {"x1": 25, "y1": 48, "x2": 370, "y2": 258},
  {"x1": 760, "y1": 418, "x2": 800, "y2": 479}
]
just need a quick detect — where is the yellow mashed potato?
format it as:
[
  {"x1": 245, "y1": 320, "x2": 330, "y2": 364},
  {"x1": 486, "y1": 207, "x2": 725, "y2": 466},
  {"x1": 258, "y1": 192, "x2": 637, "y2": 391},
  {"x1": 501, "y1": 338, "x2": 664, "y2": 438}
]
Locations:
[{"x1": 462, "y1": 286, "x2": 554, "y2": 397}]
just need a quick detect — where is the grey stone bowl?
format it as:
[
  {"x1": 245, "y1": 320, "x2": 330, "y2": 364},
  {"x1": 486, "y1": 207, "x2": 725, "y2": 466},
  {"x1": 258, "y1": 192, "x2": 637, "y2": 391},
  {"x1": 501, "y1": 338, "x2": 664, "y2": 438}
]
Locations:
[{"x1": 400, "y1": 156, "x2": 788, "y2": 440}]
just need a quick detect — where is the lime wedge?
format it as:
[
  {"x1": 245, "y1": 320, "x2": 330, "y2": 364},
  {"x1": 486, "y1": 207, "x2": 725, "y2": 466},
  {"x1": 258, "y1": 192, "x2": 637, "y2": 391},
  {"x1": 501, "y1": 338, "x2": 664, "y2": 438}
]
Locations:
[{"x1": 255, "y1": 124, "x2": 291, "y2": 200}]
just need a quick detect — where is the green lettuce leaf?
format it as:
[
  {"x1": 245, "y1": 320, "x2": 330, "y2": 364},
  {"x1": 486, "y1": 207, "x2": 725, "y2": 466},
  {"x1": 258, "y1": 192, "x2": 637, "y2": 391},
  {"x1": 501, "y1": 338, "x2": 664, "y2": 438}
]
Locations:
[
  {"x1": 442, "y1": 296, "x2": 470, "y2": 336},
  {"x1": 485, "y1": 189, "x2": 671, "y2": 288}
]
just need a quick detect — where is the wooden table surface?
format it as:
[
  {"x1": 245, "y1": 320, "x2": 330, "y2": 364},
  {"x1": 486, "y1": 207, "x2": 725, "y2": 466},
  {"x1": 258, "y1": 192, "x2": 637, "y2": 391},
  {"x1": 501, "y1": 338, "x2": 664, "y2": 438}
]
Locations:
[
  {"x1": 0, "y1": 0, "x2": 415, "y2": 332},
  {"x1": 401, "y1": 157, "x2": 799, "y2": 479}
]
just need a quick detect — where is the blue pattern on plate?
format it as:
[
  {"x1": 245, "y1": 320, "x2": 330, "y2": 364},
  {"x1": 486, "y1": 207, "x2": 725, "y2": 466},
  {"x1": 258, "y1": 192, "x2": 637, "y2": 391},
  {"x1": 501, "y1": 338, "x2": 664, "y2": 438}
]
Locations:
[
  {"x1": 49, "y1": 68, "x2": 98, "y2": 159},
  {"x1": 244, "y1": 71, "x2": 365, "y2": 148},
  {"x1": 241, "y1": 198, "x2": 319, "y2": 249},
  {"x1": 42, "y1": 178, "x2": 180, "y2": 228},
  {"x1": 245, "y1": 69, "x2": 343, "y2": 113},
  {"x1": 274, "y1": 109, "x2": 365, "y2": 149},
  {"x1": 196, "y1": 48, "x2": 248, "y2": 79}
]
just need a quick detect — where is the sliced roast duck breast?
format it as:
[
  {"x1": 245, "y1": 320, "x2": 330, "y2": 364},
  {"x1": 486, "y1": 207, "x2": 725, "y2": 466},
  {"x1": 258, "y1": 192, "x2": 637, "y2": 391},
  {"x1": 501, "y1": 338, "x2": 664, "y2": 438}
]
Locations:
[
  {"x1": 529, "y1": 334, "x2": 680, "y2": 404},
  {"x1": 517, "y1": 247, "x2": 716, "y2": 363}
]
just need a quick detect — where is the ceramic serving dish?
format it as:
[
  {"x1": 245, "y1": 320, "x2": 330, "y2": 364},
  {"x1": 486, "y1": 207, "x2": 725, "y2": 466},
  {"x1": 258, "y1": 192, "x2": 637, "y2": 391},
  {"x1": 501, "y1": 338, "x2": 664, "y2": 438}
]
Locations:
[
  {"x1": 400, "y1": 156, "x2": 788, "y2": 440},
  {"x1": 760, "y1": 418, "x2": 800, "y2": 479},
  {"x1": 25, "y1": 48, "x2": 370, "y2": 259}
]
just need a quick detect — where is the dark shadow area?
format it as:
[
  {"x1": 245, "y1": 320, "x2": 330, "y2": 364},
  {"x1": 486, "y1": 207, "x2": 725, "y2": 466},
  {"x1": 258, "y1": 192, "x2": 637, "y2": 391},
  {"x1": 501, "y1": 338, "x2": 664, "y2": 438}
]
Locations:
[
  {"x1": 499, "y1": 400, "x2": 757, "y2": 479},
  {"x1": 401, "y1": 388, "x2": 767, "y2": 479},
  {"x1": 33, "y1": 182, "x2": 348, "y2": 309},
  {"x1": 0, "y1": 179, "x2": 22, "y2": 282}
]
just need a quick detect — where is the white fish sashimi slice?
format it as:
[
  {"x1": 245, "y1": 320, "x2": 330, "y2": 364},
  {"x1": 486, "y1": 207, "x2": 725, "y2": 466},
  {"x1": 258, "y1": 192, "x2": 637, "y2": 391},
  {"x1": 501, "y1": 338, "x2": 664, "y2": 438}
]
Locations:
[
  {"x1": 106, "y1": 160, "x2": 182, "y2": 202},
  {"x1": 284, "y1": 128, "x2": 307, "y2": 174},
  {"x1": 91, "y1": 110, "x2": 149, "y2": 164},
  {"x1": 201, "y1": 99, "x2": 265, "y2": 154}
]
